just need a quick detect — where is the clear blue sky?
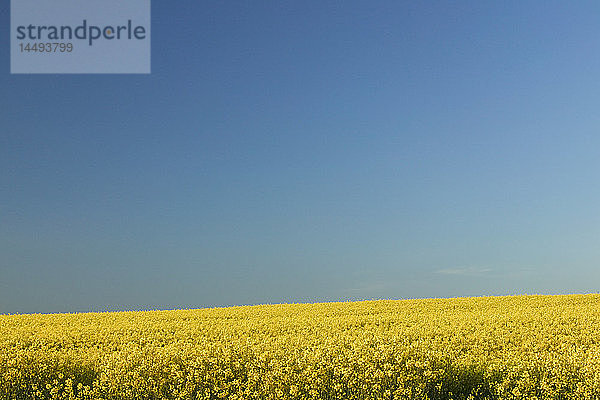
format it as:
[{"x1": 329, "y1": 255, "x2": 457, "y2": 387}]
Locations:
[{"x1": 1, "y1": 1, "x2": 599, "y2": 314}]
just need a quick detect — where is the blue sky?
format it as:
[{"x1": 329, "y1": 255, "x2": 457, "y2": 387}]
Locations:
[{"x1": 1, "y1": 1, "x2": 599, "y2": 314}]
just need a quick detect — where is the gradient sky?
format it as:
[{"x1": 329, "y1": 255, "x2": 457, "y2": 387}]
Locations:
[{"x1": 1, "y1": 1, "x2": 599, "y2": 314}]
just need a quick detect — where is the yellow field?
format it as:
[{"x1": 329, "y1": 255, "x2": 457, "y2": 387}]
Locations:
[{"x1": 2, "y1": 294, "x2": 600, "y2": 400}]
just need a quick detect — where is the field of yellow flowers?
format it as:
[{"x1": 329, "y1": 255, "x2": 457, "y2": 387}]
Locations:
[{"x1": 2, "y1": 294, "x2": 600, "y2": 400}]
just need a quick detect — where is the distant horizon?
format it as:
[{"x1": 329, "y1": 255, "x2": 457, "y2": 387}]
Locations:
[{"x1": 3, "y1": 291, "x2": 599, "y2": 316}]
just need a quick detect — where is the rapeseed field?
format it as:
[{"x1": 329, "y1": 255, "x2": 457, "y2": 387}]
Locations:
[{"x1": 2, "y1": 294, "x2": 600, "y2": 400}]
